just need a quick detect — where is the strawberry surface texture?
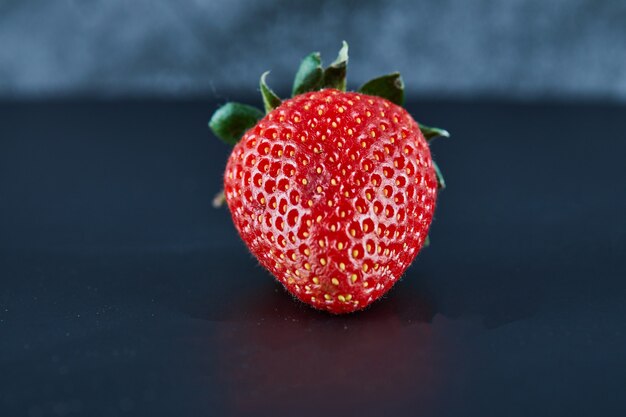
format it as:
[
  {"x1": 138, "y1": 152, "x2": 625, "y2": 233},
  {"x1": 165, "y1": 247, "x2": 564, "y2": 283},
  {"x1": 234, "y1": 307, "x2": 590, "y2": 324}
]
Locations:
[{"x1": 209, "y1": 42, "x2": 448, "y2": 313}]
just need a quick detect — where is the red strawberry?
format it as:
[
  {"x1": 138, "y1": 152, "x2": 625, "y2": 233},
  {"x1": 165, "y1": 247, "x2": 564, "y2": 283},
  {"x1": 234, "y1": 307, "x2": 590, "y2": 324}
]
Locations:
[{"x1": 209, "y1": 42, "x2": 448, "y2": 313}]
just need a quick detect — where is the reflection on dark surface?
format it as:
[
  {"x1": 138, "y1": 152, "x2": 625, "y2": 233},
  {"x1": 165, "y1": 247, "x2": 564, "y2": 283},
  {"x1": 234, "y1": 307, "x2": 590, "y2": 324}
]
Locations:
[
  {"x1": 213, "y1": 275, "x2": 440, "y2": 416},
  {"x1": 218, "y1": 301, "x2": 435, "y2": 414}
]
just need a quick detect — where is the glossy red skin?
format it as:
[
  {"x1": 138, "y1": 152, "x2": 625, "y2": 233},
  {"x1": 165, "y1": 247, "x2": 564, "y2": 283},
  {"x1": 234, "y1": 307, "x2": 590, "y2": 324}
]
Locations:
[{"x1": 224, "y1": 89, "x2": 437, "y2": 313}]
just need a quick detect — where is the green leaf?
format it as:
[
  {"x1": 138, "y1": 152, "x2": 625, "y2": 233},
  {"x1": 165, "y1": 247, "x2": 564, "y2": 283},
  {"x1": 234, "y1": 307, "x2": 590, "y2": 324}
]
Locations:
[
  {"x1": 208, "y1": 102, "x2": 264, "y2": 146},
  {"x1": 322, "y1": 41, "x2": 349, "y2": 91},
  {"x1": 358, "y1": 72, "x2": 405, "y2": 106},
  {"x1": 420, "y1": 123, "x2": 450, "y2": 142},
  {"x1": 292, "y1": 52, "x2": 323, "y2": 96},
  {"x1": 423, "y1": 235, "x2": 431, "y2": 247},
  {"x1": 432, "y1": 160, "x2": 446, "y2": 189},
  {"x1": 260, "y1": 71, "x2": 281, "y2": 113}
]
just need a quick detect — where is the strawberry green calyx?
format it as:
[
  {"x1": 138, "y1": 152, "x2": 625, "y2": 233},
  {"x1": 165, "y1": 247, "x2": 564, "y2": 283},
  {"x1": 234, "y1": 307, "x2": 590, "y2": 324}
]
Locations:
[
  {"x1": 291, "y1": 41, "x2": 349, "y2": 95},
  {"x1": 208, "y1": 102, "x2": 264, "y2": 146},
  {"x1": 260, "y1": 71, "x2": 281, "y2": 113},
  {"x1": 292, "y1": 52, "x2": 324, "y2": 96},
  {"x1": 358, "y1": 72, "x2": 405, "y2": 106},
  {"x1": 208, "y1": 40, "x2": 450, "y2": 185},
  {"x1": 420, "y1": 124, "x2": 450, "y2": 142},
  {"x1": 432, "y1": 160, "x2": 446, "y2": 189},
  {"x1": 322, "y1": 40, "x2": 349, "y2": 91},
  {"x1": 358, "y1": 73, "x2": 449, "y2": 145}
]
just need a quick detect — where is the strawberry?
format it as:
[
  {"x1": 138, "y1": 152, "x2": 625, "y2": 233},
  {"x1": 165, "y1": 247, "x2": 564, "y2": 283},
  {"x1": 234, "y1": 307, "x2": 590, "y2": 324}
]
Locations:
[{"x1": 209, "y1": 42, "x2": 448, "y2": 314}]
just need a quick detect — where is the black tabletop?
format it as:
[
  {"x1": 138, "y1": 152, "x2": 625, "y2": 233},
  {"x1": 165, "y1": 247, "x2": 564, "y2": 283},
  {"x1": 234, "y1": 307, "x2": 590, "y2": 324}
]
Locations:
[{"x1": 1, "y1": 99, "x2": 625, "y2": 417}]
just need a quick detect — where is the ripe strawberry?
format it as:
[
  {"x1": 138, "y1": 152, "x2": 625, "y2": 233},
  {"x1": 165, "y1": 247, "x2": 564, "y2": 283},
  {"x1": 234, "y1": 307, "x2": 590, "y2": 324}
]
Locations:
[{"x1": 209, "y1": 42, "x2": 448, "y2": 313}]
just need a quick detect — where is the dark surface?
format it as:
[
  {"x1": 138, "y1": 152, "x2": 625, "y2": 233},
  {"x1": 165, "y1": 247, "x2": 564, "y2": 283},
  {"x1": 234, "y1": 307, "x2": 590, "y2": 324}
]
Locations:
[{"x1": 1, "y1": 99, "x2": 625, "y2": 417}]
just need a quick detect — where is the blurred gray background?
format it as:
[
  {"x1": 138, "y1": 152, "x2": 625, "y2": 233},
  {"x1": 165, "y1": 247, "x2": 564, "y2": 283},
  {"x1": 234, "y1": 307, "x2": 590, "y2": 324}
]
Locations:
[{"x1": 1, "y1": 0, "x2": 625, "y2": 100}]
